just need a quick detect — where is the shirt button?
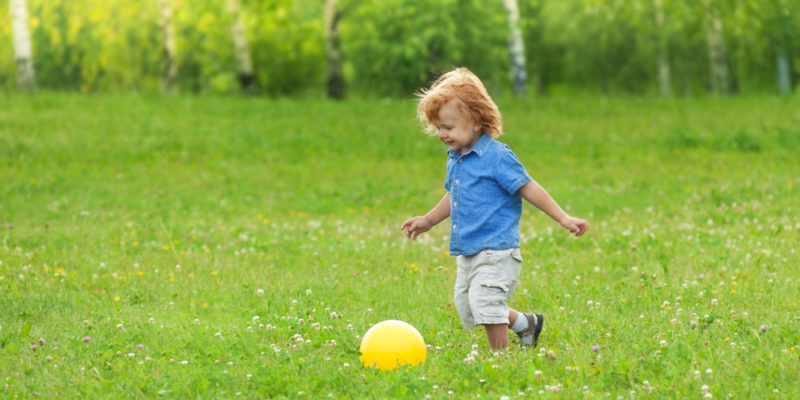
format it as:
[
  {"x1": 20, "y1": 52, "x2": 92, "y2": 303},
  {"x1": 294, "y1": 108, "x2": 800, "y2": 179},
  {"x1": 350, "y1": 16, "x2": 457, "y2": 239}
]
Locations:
[
  {"x1": 453, "y1": 202, "x2": 457, "y2": 207},
  {"x1": 452, "y1": 224, "x2": 457, "y2": 229},
  {"x1": 458, "y1": 159, "x2": 463, "y2": 163},
  {"x1": 455, "y1": 179, "x2": 459, "y2": 184}
]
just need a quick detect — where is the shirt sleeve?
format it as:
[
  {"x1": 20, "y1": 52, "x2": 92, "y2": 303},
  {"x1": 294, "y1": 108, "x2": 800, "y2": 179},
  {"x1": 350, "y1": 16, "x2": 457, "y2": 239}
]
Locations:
[{"x1": 495, "y1": 149, "x2": 532, "y2": 195}]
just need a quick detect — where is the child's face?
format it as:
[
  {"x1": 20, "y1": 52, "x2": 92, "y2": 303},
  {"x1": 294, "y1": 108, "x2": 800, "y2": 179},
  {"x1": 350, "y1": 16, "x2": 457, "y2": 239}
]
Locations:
[{"x1": 434, "y1": 99, "x2": 481, "y2": 154}]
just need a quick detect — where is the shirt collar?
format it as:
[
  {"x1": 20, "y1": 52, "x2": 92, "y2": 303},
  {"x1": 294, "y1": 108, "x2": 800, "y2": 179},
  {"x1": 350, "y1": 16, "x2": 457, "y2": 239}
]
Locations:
[{"x1": 447, "y1": 133, "x2": 492, "y2": 159}]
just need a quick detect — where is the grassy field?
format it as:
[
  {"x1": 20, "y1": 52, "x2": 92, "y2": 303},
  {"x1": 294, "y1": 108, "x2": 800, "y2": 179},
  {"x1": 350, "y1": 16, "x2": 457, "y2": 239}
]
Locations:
[{"x1": 1, "y1": 93, "x2": 799, "y2": 398}]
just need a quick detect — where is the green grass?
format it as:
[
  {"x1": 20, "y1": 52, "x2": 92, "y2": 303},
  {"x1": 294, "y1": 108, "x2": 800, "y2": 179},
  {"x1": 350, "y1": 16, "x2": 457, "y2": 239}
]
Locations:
[{"x1": 1, "y1": 92, "x2": 799, "y2": 398}]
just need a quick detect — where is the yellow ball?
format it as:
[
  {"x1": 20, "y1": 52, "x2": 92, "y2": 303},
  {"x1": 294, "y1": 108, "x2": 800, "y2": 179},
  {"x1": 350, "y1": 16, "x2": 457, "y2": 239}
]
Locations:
[{"x1": 359, "y1": 320, "x2": 426, "y2": 370}]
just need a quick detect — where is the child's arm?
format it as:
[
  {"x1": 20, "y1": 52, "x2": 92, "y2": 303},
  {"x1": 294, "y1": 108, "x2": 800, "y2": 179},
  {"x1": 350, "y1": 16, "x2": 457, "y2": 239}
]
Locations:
[
  {"x1": 518, "y1": 180, "x2": 588, "y2": 237},
  {"x1": 401, "y1": 193, "x2": 451, "y2": 240}
]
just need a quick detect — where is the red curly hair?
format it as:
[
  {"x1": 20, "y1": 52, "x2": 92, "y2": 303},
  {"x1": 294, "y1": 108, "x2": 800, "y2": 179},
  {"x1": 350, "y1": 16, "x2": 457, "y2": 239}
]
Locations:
[{"x1": 416, "y1": 67, "x2": 503, "y2": 138}]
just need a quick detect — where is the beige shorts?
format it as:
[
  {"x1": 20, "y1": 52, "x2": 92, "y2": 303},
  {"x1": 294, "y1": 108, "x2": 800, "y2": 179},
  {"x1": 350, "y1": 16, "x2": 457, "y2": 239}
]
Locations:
[{"x1": 454, "y1": 248, "x2": 522, "y2": 329}]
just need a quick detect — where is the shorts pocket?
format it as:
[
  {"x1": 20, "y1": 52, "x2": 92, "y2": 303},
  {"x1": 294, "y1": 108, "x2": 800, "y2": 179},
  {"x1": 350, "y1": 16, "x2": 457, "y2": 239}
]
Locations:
[
  {"x1": 511, "y1": 248, "x2": 523, "y2": 263},
  {"x1": 483, "y1": 250, "x2": 501, "y2": 265},
  {"x1": 475, "y1": 282, "x2": 509, "y2": 318}
]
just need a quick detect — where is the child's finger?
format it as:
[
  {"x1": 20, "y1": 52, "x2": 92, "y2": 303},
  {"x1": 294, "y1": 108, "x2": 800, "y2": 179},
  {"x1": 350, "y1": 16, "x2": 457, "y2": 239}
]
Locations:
[{"x1": 569, "y1": 224, "x2": 579, "y2": 233}]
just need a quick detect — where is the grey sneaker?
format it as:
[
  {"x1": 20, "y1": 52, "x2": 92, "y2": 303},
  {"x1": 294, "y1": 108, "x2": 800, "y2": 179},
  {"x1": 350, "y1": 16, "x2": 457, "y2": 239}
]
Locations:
[{"x1": 515, "y1": 313, "x2": 544, "y2": 347}]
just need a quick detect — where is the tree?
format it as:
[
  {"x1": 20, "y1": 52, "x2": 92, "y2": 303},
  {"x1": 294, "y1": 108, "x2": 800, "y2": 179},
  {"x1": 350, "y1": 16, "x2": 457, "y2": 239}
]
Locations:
[
  {"x1": 768, "y1": 0, "x2": 795, "y2": 95},
  {"x1": 653, "y1": 0, "x2": 672, "y2": 97},
  {"x1": 158, "y1": 0, "x2": 178, "y2": 91},
  {"x1": 324, "y1": 0, "x2": 344, "y2": 99},
  {"x1": 10, "y1": 0, "x2": 36, "y2": 91},
  {"x1": 228, "y1": 0, "x2": 255, "y2": 94},
  {"x1": 503, "y1": 0, "x2": 527, "y2": 96},
  {"x1": 703, "y1": 0, "x2": 730, "y2": 95}
]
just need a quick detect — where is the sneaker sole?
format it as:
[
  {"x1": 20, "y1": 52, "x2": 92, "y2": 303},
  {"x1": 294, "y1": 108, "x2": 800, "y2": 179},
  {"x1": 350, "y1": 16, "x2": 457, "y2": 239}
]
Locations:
[{"x1": 532, "y1": 313, "x2": 544, "y2": 347}]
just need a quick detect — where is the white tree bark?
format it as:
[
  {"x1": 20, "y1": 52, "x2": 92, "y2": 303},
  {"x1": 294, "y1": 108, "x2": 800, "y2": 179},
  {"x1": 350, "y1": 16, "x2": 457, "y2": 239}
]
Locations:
[
  {"x1": 324, "y1": 0, "x2": 344, "y2": 99},
  {"x1": 777, "y1": 49, "x2": 791, "y2": 95},
  {"x1": 654, "y1": 0, "x2": 671, "y2": 97},
  {"x1": 503, "y1": 0, "x2": 527, "y2": 96},
  {"x1": 228, "y1": 0, "x2": 254, "y2": 93},
  {"x1": 158, "y1": 0, "x2": 178, "y2": 91},
  {"x1": 703, "y1": 0, "x2": 729, "y2": 95},
  {"x1": 10, "y1": 0, "x2": 36, "y2": 91}
]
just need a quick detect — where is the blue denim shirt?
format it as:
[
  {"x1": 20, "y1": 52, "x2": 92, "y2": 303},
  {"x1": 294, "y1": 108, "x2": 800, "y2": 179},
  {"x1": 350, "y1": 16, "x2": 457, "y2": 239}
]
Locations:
[{"x1": 444, "y1": 134, "x2": 532, "y2": 256}]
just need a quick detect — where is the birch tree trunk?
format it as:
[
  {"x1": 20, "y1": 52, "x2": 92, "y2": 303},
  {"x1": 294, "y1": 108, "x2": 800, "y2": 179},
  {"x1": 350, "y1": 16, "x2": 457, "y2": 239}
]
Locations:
[
  {"x1": 324, "y1": 0, "x2": 344, "y2": 99},
  {"x1": 10, "y1": 0, "x2": 36, "y2": 92},
  {"x1": 776, "y1": 49, "x2": 791, "y2": 95},
  {"x1": 503, "y1": 0, "x2": 527, "y2": 96},
  {"x1": 654, "y1": 0, "x2": 671, "y2": 97},
  {"x1": 228, "y1": 0, "x2": 254, "y2": 94},
  {"x1": 703, "y1": 0, "x2": 729, "y2": 95},
  {"x1": 158, "y1": 0, "x2": 178, "y2": 92}
]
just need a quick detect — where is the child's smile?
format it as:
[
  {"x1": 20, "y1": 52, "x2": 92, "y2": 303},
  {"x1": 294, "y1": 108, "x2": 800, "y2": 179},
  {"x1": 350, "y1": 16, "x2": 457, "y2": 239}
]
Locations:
[{"x1": 434, "y1": 99, "x2": 482, "y2": 154}]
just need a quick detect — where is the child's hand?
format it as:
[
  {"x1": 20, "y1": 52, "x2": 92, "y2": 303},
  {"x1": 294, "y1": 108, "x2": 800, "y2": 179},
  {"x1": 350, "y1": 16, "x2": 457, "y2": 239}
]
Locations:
[
  {"x1": 559, "y1": 215, "x2": 589, "y2": 237},
  {"x1": 400, "y1": 216, "x2": 434, "y2": 240}
]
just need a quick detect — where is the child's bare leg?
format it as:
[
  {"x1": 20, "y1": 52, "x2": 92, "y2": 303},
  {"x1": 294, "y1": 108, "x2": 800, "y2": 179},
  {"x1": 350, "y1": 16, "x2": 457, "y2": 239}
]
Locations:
[
  {"x1": 485, "y1": 309, "x2": 521, "y2": 349},
  {"x1": 484, "y1": 324, "x2": 509, "y2": 349}
]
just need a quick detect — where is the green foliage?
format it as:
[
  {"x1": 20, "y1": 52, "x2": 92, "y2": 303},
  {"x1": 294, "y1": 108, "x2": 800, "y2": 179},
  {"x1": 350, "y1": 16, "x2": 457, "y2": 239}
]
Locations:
[
  {"x1": 2, "y1": 0, "x2": 800, "y2": 95},
  {"x1": 342, "y1": 0, "x2": 508, "y2": 96},
  {"x1": 248, "y1": 0, "x2": 326, "y2": 95}
]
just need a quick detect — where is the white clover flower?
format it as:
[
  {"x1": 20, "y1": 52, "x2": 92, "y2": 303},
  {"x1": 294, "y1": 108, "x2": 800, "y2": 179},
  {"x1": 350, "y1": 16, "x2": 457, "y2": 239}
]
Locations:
[{"x1": 257, "y1": 289, "x2": 264, "y2": 296}]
